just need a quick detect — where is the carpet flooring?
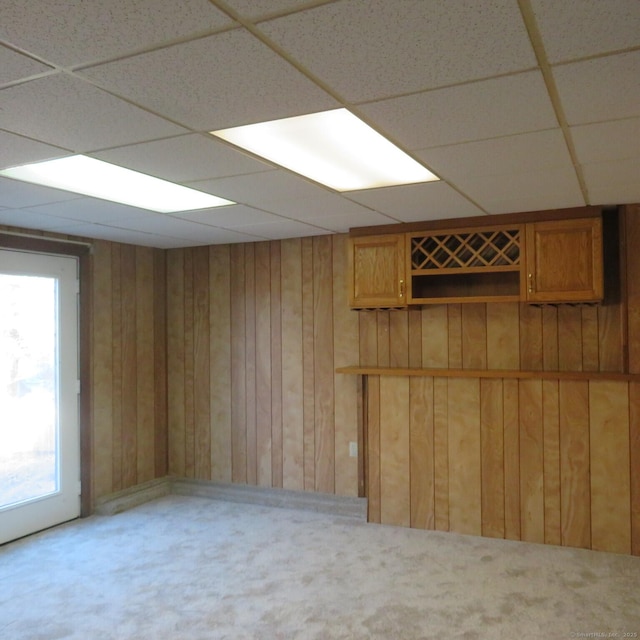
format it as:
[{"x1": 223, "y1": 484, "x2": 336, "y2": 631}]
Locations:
[{"x1": 1, "y1": 494, "x2": 639, "y2": 639}]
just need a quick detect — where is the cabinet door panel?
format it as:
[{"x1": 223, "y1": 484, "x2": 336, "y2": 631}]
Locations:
[
  {"x1": 349, "y1": 234, "x2": 406, "y2": 308},
  {"x1": 525, "y1": 218, "x2": 603, "y2": 303}
]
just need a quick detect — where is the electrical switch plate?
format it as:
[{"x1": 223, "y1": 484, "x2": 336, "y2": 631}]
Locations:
[{"x1": 349, "y1": 442, "x2": 358, "y2": 457}]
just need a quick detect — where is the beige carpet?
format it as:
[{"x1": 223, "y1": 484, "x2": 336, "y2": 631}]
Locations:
[{"x1": 1, "y1": 495, "x2": 639, "y2": 639}]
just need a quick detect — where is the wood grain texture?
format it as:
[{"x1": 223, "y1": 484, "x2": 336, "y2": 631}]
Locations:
[
  {"x1": 448, "y1": 378, "x2": 482, "y2": 535},
  {"x1": 630, "y1": 382, "x2": 640, "y2": 556},
  {"x1": 183, "y1": 249, "x2": 195, "y2": 478},
  {"x1": 421, "y1": 305, "x2": 448, "y2": 367},
  {"x1": 503, "y1": 379, "x2": 521, "y2": 540},
  {"x1": 244, "y1": 244, "x2": 257, "y2": 486},
  {"x1": 410, "y1": 377, "x2": 434, "y2": 529},
  {"x1": 302, "y1": 237, "x2": 315, "y2": 491},
  {"x1": 433, "y1": 377, "x2": 449, "y2": 531},
  {"x1": 589, "y1": 381, "x2": 631, "y2": 554},
  {"x1": 519, "y1": 304, "x2": 542, "y2": 370},
  {"x1": 480, "y1": 379, "x2": 505, "y2": 538},
  {"x1": 487, "y1": 303, "x2": 520, "y2": 370},
  {"x1": 270, "y1": 242, "x2": 283, "y2": 488},
  {"x1": 379, "y1": 376, "x2": 411, "y2": 526},
  {"x1": 367, "y1": 376, "x2": 381, "y2": 523},
  {"x1": 542, "y1": 380, "x2": 561, "y2": 545},
  {"x1": 461, "y1": 303, "x2": 487, "y2": 369},
  {"x1": 559, "y1": 381, "x2": 591, "y2": 549}
]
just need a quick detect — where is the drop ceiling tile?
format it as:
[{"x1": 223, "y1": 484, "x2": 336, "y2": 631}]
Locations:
[
  {"x1": 571, "y1": 118, "x2": 640, "y2": 164},
  {"x1": 582, "y1": 159, "x2": 640, "y2": 205},
  {"x1": 171, "y1": 205, "x2": 284, "y2": 227},
  {"x1": 257, "y1": 193, "x2": 379, "y2": 220},
  {"x1": 225, "y1": 0, "x2": 326, "y2": 20},
  {"x1": 0, "y1": 0, "x2": 233, "y2": 67},
  {"x1": 191, "y1": 171, "x2": 329, "y2": 208},
  {"x1": 39, "y1": 221, "x2": 176, "y2": 247},
  {"x1": 0, "y1": 131, "x2": 67, "y2": 170},
  {"x1": 0, "y1": 46, "x2": 52, "y2": 85},
  {"x1": 92, "y1": 134, "x2": 272, "y2": 183},
  {"x1": 0, "y1": 177, "x2": 82, "y2": 208},
  {"x1": 315, "y1": 210, "x2": 399, "y2": 233},
  {"x1": 417, "y1": 130, "x2": 574, "y2": 182},
  {"x1": 233, "y1": 219, "x2": 330, "y2": 239},
  {"x1": 346, "y1": 182, "x2": 486, "y2": 223},
  {"x1": 0, "y1": 209, "x2": 87, "y2": 231},
  {"x1": 530, "y1": 0, "x2": 640, "y2": 63},
  {"x1": 25, "y1": 198, "x2": 162, "y2": 225},
  {"x1": 447, "y1": 168, "x2": 585, "y2": 215},
  {"x1": 79, "y1": 30, "x2": 338, "y2": 131},
  {"x1": 360, "y1": 71, "x2": 557, "y2": 150},
  {"x1": 553, "y1": 51, "x2": 640, "y2": 125},
  {"x1": 260, "y1": 0, "x2": 536, "y2": 102},
  {"x1": 0, "y1": 74, "x2": 186, "y2": 151}
]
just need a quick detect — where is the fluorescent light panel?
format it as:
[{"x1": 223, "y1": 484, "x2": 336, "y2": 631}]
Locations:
[
  {"x1": 0, "y1": 155, "x2": 234, "y2": 213},
  {"x1": 211, "y1": 108, "x2": 439, "y2": 192}
]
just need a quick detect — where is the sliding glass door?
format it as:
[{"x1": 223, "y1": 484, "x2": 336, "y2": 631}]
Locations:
[{"x1": 0, "y1": 249, "x2": 80, "y2": 544}]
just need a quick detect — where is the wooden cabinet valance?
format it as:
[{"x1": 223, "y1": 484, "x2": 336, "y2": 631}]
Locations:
[{"x1": 348, "y1": 209, "x2": 604, "y2": 309}]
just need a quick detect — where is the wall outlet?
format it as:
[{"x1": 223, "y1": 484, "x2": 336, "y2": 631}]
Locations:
[{"x1": 349, "y1": 441, "x2": 358, "y2": 458}]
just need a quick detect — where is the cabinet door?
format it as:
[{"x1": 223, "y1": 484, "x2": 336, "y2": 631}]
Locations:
[
  {"x1": 525, "y1": 217, "x2": 603, "y2": 303},
  {"x1": 349, "y1": 234, "x2": 406, "y2": 308}
]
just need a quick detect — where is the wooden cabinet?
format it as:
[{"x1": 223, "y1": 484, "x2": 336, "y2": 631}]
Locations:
[
  {"x1": 524, "y1": 217, "x2": 603, "y2": 303},
  {"x1": 348, "y1": 212, "x2": 605, "y2": 308},
  {"x1": 349, "y1": 234, "x2": 406, "y2": 308}
]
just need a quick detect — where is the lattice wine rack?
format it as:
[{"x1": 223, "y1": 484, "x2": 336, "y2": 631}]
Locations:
[{"x1": 410, "y1": 228, "x2": 521, "y2": 273}]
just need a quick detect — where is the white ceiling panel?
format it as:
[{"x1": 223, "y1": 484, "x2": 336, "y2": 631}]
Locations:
[
  {"x1": 530, "y1": 0, "x2": 640, "y2": 63},
  {"x1": 0, "y1": 177, "x2": 81, "y2": 209},
  {"x1": 0, "y1": 73, "x2": 186, "y2": 151},
  {"x1": 232, "y1": 219, "x2": 330, "y2": 239},
  {"x1": 553, "y1": 51, "x2": 640, "y2": 125},
  {"x1": 582, "y1": 159, "x2": 640, "y2": 206},
  {"x1": 254, "y1": 193, "x2": 378, "y2": 220},
  {"x1": 171, "y1": 205, "x2": 285, "y2": 228},
  {"x1": 347, "y1": 182, "x2": 486, "y2": 223},
  {"x1": 0, "y1": 0, "x2": 234, "y2": 67},
  {"x1": 0, "y1": 131, "x2": 67, "y2": 170},
  {"x1": 92, "y1": 134, "x2": 272, "y2": 183},
  {"x1": 39, "y1": 221, "x2": 181, "y2": 247},
  {"x1": 260, "y1": 0, "x2": 537, "y2": 102},
  {"x1": 0, "y1": 46, "x2": 53, "y2": 85},
  {"x1": 360, "y1": 71, "x2": 557, "y2": 151},
  {"x1": 417, "y1": 130, "x2": 575, "y2": 183},
  {"x1": 190, "y1": 170, "x2": 329, "y2": 208},
  {"x1": 224, "y1": 1, "x2": 329, "y2": 20},
  {"x1": 447, "y1": 168, "x2": 585, "y2": 215},
  {"x1": 314, "y1": 210, "x2": 399, "y2": 233},
  {"x1": 0, "y1": 208, "x2": 88, "y2": 231},
  {"x1": 79, "y1": 30, "x2": 338, "y2": 131},
  {"x1": 571, "y1": 118, "x2": 640, "y2": 164}
]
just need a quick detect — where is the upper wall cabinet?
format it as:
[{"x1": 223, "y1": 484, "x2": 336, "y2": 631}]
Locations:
[
  {"x1": 524, "y1": 217, "x2": 603, "y2": 304},
  {"x1": 349, "y1": 234, "x2": 406, "y2": 308},
  {"x1": 348, "y1": 212, "x2": 605, "y2": 309}
]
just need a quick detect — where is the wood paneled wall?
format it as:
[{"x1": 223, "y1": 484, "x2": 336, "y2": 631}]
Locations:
[
  {"x1": 165, "y1": 235, "x2": 360, "y2": 496},
  {"x1": 91, "y1": 241, "x2": 167, "y2": 500}
]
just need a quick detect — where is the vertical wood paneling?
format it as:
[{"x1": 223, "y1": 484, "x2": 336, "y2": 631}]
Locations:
[
  {"x1": 379, "y1": 376, "x2": 411, "y2": 527},
  {"x1": 541, "y1": 306, "x2": 559, "y2": 371},
  {"x1": 92, "y1": 241, "x2": 113, "y2": 497},
  {"x1": 503, "y1": 379, "x2": 521, "y2": 540},
  {"x1": 630, "y1": 382, "x2": 640, "y2": 556},
  {"x1": 433, "y1": 377, "x2": 449, "y2": 531},
  {"x1": 559, "y1": 381, "x2": 591, "y2": 548},
  {"x1": 332, "y1": 235, "x2": 359, "y2": 497},
  {"x1": 589, "y1": 381, "x2": 631, "y2": 554},
  {"x1": 313, "y1": 236, "x2": 335, "y2": 494},
  {"x1": 581, "y1": 306, "x2": 599, "y2": 371},
  {"x1": 359, "y1": 312, "x2": 378, "y2": 366},
  {"x1": 542, "y1": 381, "x2": 561, "y2": 545},
  {"x1": 209, "y1": 245, "x2": 232, "y2": 483},
  {"x1": 519, "y1": 304, "x2": 542, "y2": 370},
  {"x1": 410, "y1": 377, "x2": 434, "y2": 529},
  {"x1": 270, "y1": 242, "x2": 283, "y2": 489},
  {"x1": 301, "y1": 237, "x2": 315, "y2": 491},
  {"x1": 135, "y1": 247, "x2": 155, "y2": 484},
  {"x1": 480, "y1": 378, "x2": 505, "y2": 538},
  {"x1": 448, "y1": 304, "x2": 462, "y2": 368},
  {"x1": 183, "y1": 249, "x2": 196, "y2": 478},
  {"x1": 461, "y1": 303, "x2": 487, "y2": 369},
  {"x1": 244, "y1": 244, "x2": 257, "y2": 485},
  {"x1": 193, "y1": 247, "x2": 210, "y2": 480},
  {"x1": 487, "y1": 303, "x2": 520, "y2": 370},
  {"x1": 448, "y1": 378, "x2": 481, "y2": 535},
  {"x1": 519, "y1": 380, "x2": 545, "y2": 543},
  {"x1": 153, "y1": 250, "x2": 167, "y2": 478},
  {"x1": 626, "y1": 204, "x2": 640, "y2": 373},
  {"x1": 408, "y1": 308, "x2": 422, "y2": 368},
  {"x1": 367, "y1": 376, "x2": 381, "y2": 523},
  {"x1": 389, "y1": 310, "x2": 409, "y2": 368},
  {"x1": 558, "y1": 306, "x2": 582, "y2": 371},
  {"x1": 255, "y1": 242, "x2": 272, "y2": 487},
  {"x1": 110, "y1": 244, "x2": 123, "y2": 491},
  {"x1": 230, "y1": 244, "x2": 247, "y2": 484},
  {"x1": 281, "y1": 239, "x2": 304, "y2": 491},
  {"x1": 377, "y1": 311, "x2": 390, "y2": 367},
  {"x1": 421, "y1": 305, "x2": 448, "y2": 367}
]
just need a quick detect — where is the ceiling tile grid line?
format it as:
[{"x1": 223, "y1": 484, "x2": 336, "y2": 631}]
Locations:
[{"x1": 0, "y1": 0, "x2": 638, "y2": 247}]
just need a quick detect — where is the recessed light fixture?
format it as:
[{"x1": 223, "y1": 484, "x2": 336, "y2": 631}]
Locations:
[
  {"x1": 210, "y1": 108, "x2": 439, "y2": 192},
  {"x1": 0, "y1": 155, "x2": 235, "y2": 213}
]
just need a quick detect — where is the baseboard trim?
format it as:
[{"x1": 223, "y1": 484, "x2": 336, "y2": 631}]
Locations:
[
  {"x1": 94, "y1": 477, "x2": 171, "y2": 515},
  {"x1": 94, "y1": 477, "x2": 367, "y2": 521}
]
